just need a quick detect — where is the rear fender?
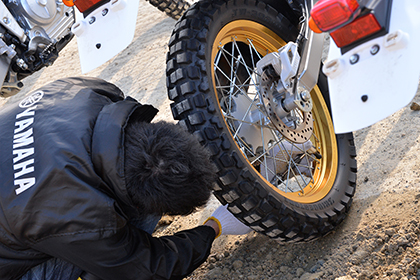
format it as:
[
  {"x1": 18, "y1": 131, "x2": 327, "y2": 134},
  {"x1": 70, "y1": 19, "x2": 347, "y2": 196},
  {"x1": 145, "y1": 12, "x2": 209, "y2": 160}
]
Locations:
[{"x1": 71, "y1": 0, "x2": 139, "y2": 73}]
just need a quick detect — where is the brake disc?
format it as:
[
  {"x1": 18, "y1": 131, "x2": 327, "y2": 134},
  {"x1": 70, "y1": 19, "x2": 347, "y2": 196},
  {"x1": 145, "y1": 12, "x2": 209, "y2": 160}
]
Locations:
[{"x1": 259, "y1": 71, "x2": 313, "y2": 144}]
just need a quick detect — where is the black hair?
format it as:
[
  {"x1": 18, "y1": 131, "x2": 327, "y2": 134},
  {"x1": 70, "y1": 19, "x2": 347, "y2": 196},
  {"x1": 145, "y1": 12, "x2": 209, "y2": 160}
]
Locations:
[{"x1": 124, "y1": 120, "x2": 217, "y2": 218}]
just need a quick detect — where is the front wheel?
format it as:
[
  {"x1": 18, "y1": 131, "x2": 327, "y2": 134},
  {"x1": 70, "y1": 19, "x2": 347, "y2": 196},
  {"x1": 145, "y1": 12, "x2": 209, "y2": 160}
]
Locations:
[{"x1": 166, "y1": 0, "x2": 357, "y2": 242}]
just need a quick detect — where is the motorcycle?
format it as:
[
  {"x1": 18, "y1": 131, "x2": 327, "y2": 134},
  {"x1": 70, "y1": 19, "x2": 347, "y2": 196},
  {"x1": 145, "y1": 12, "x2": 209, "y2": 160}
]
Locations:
[
  {"x1": 0, "y1": 0, "x2": 190, "y2": 98},
  {"x1": 165, "y1": 0, "x2": 420, "y2": 243}
]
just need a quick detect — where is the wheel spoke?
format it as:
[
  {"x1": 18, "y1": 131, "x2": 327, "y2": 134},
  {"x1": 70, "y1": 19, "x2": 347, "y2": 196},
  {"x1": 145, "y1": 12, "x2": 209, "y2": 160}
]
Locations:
[
  {"x1": 216, "y1": 84, "x2": 259, "y2": 89},
  {"x1": 232, "y1": 38, "x2": 259, "y2": 88},
  {"x1": 219, "y1": 47, "x2": 248, "y2": 89},
  {"x1": 218, "y1": 43, "x2": 261, "y2": 82},
  {"x1": 214, "y1": 63, "x2": 247, "y2": 97},
  {"x1": 224, "y1": 115, "x2": 274, "y2": 130},
  {"x1": 247, "y1": 38, "x2": 264, "y2": 60},
  {"x1": 247, "y1": 39, "x2": 257, "y2": 71}
]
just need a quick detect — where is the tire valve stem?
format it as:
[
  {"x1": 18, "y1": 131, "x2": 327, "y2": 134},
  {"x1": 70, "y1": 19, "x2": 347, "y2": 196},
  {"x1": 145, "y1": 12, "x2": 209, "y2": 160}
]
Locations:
[
  {"x1": 308, "y1": 147, "x2": 322, "y2": 159},
  {"x1": 314, "y1": 151, "x2": 322, "y2": 159}
]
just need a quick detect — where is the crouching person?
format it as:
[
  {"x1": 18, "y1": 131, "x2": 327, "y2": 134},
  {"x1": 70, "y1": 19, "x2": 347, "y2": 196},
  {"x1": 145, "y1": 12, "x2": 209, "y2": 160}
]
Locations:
[{"x1": 0, "y1": 77, "x2": 251, "y2": 280}]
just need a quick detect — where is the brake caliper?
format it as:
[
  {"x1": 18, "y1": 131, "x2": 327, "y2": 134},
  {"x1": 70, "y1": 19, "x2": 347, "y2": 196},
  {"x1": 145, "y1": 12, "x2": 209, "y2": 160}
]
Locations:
[{"x1": 256, "y1": 42, "x2": 314, "y2": 144}]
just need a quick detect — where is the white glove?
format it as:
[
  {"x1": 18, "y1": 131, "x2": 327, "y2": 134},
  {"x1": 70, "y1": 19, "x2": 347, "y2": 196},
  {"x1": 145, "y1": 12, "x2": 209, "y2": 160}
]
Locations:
[
  {"x1": 205, "y1": 205, "x2": 252, "y2": 238},
  {"x1": 260, "y1": 140, "x2": 315, "y2": 182}
]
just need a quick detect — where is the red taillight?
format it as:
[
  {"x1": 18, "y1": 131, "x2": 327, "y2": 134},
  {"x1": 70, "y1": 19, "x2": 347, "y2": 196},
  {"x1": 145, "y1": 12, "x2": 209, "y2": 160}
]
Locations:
[
  {"x1": 330, "y1": 14, "x2": 382, "y2": 47},
  {"x1": 73, "y1": 0, "x2": 104, "y2": 13},
  {"x1": 310, "y1": 0, "x2": 360, "y2": 32}
]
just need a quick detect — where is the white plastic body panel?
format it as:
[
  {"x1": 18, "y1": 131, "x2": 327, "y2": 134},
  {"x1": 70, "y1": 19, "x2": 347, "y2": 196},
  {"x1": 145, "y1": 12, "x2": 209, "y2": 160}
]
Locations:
[
  {"x1": 324, "y1": 0, "x2": 420, "y2": 133},
  {"x1": 71, "y1": 0, "x2": 139, "y2": 73}
]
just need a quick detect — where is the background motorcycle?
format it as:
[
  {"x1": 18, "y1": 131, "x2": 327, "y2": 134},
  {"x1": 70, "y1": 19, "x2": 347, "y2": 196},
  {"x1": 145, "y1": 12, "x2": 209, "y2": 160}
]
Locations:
[
  {"x1": 0, "y1": 0, "x2": 190, "y2": 98},
  {"x1": 165, "y1": 0, "x2": 357, "y2": 243}
]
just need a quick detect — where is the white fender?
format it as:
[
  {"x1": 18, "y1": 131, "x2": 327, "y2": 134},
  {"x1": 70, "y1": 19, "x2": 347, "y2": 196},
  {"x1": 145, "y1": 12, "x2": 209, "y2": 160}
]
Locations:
[
  {"x1": 324, "y1": 0, "x2": 420, "y2": 133},
  {"x1": 72, "y1": 0, "x2": 139, "y2": 73}
]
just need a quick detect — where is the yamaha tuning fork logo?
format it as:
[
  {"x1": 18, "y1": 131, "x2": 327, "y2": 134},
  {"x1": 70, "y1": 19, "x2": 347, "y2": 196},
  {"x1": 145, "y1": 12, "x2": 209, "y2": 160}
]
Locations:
[
  {"x1": 19, "y1": 91, "x2": 44, "y2": 108},
  {"x1": 12, "y1": 90, "x2": 44, "y2": 195}
]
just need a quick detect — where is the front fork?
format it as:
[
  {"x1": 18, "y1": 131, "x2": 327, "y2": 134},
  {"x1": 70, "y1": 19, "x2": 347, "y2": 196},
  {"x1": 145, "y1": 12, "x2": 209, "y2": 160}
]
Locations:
[
  {"x1": 297, "y1": 0, "x2": 325, "y2": 92},
  {"x1": 255, "y1": 0, "x2": 325, "y2": 119}
]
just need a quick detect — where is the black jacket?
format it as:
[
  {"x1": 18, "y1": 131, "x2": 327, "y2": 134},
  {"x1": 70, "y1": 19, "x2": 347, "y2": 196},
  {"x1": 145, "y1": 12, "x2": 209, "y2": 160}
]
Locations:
[{"x1": 0, "y1": 77, "x2": 215, "y2": 280}]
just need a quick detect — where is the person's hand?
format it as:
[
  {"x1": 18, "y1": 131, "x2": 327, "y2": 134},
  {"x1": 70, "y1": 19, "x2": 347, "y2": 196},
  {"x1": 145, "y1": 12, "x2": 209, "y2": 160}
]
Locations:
[
  {"x1": 203, "y1": 218, "x2": 220, "y2": 237},
  {"x1": 204, "y1": 205, "x2": 252, "y2": 238}
]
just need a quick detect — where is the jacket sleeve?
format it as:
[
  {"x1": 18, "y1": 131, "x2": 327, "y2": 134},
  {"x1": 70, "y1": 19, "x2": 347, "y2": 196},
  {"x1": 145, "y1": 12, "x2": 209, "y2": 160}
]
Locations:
[{"x1": 31, "y1": 225, "x2": 216, "y2": 280}]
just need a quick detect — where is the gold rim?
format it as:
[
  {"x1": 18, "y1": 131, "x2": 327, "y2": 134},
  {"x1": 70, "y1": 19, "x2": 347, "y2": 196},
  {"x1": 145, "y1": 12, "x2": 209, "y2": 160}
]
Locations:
[{"x1": 210, "y1": 20, "x2": 338, "y2": 203}]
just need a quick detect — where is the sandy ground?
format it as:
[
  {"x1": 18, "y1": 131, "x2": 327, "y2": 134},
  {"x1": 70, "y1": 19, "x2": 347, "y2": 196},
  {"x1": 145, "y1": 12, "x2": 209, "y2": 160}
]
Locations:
[{"x1": 3, "y1": 1, "x2": 420, "y2": 279}]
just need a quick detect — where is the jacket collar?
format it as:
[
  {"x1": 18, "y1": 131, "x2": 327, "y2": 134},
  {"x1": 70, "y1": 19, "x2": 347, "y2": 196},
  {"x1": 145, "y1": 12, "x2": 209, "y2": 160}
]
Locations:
[
  {"x1": 91, "y1": 97, "x2": 158, "y2": 212},
  {"x1": 91, "y1": 98, "x2": 140, "y2": 209}
]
